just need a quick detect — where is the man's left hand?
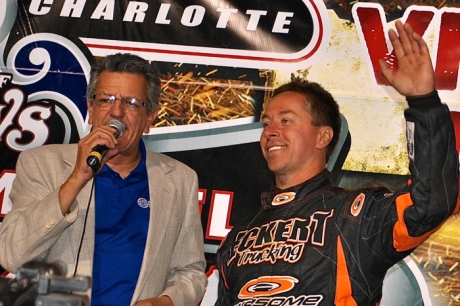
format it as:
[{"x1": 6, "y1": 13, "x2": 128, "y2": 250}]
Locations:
[{"x1": 379, "y1": 20, "x2": 435, "y2": 97}]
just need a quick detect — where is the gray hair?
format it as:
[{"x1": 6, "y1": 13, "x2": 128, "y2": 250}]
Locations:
[{"x1": 86, "y1": 53, "x2": 161, "y2": 113}]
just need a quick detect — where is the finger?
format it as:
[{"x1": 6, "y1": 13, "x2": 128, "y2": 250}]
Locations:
[
  {"x1": 378, "y1": 58, "x2": 394, "y2": 84},
  {"x1": 388, "y1": 28, "x2": 405, "y2": 60},
  {"x1": 88, "y1": 126, "x2": 118, "y2": 148},
  {"x1": 412, "y1": 31, "x2": 429, "y2": 56},
  {"x1": 395, "y1": 20, "x2": 413, "y2": 55},
  {"x1": 403, "y1": 23, "x2": 424, "y2": 55}
]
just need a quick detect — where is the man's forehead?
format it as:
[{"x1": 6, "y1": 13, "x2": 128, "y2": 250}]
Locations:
[
  {"x1": 262, "y1": 108, "x2": 295, "y2": 118},
  {"x1": 263, "y1": 95, "x2": 310, "y2": 117},
  {"x1": 95, "y1": 72, "x2": 147, "y2": 92}
]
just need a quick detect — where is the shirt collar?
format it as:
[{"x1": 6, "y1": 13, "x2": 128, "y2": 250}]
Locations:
[{"x1": 98, "y1": 139, "x2": 147, "y2": 178}]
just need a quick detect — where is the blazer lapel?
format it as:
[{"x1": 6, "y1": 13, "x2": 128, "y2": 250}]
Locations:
[
  {"x1": 73, "y1": 178, "x2": 96, "y2": 278},
  {"x1": 133, "y1": 150, "x2": 175, "y2": 299}
]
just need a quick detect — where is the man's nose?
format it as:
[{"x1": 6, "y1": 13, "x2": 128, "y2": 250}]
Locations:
[
  {"x1": 262, "y1": 123, "x2": 279, "y2": 138},
  {"x1": 109, "y1": 99, "x2": 125, "y2": 115}
]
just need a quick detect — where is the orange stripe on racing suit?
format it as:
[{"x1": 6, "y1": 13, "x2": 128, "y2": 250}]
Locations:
[
  {"x1": 335, "y1": 236, "x2": 358, "y2": 306},
  {"x1": 393, "y1": 192, "x2": 440, "y2": 252},
  {"x1": 220, "y1": 261, "x2": 230, "y2": 290}
]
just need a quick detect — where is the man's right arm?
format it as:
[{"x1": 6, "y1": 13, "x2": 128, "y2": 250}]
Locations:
[{"x1": 0, "y1": 148, "x2": 79, "y2": 272}]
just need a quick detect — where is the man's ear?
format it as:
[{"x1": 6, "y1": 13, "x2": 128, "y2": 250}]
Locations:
[
  {"x1": 144, "y1": 109, "x2": 159, "y2": 134},
  {"x1": 317, "y1": 126, "x2": 333, "y2": 149}
]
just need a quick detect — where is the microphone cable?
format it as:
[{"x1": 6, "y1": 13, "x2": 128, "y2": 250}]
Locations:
[
  {"x1": 72, "y1": 175, "x2": 96, "y2": 277},
  {"x1": 72, "y1": 120, "x2": 124, "y2": 276}
]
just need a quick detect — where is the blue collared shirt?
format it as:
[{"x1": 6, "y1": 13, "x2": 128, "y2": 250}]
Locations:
[{"x1": 91, "y1": 141, "x2": 150, "y2": 306}]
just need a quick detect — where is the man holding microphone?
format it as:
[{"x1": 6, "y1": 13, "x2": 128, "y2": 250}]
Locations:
[{"x1": 0, "y1": 53, "x2": 207, "y2": 306}]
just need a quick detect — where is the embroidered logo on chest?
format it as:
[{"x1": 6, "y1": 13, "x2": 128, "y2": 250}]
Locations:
[{"x1": 271, "y1": 192, "x2": 296, "y2": 206}]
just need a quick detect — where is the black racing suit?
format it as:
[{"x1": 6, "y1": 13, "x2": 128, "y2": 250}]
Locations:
[{"x1": 215, "y1": 91, "x2": 459, "y2": 306}]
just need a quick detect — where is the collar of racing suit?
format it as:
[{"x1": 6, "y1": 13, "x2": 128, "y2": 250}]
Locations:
[{"x1": 260, "y1": 169, "x2": 335, "y2": 210}]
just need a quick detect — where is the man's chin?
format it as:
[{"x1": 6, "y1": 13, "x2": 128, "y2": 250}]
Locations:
[{"x1": 267, "y1": 164, "x2": 284, "y2": 175}]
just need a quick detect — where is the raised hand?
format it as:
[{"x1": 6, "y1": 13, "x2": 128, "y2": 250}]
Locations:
[{"x1": 379, "y1": 20, "x2": 435, "y2": 97}]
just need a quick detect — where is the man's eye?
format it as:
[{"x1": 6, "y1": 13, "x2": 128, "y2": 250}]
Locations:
[
  {"x1": 99, "y1": 98, "x2": 111, "y2": 103},
  {"x1": 125, "y1": 99, "x2": 137, "y2": 106}
]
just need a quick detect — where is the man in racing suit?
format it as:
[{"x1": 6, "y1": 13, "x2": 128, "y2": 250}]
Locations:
[{"x1": 215, "y1": 21, "x2": 459, "y2": 305}]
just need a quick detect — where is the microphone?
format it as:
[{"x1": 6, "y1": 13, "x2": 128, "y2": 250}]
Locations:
[{"x1": 86, "y1": 119, "x2": 125, "y2": 171}]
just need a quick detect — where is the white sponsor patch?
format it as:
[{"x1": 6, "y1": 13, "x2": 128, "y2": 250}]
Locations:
[
  {"x1": 406, "y1": 121, "x2": 415, "y2": 160},
  {"x1": 137, "y1": 198, "x2": 150, "y2": 208}
]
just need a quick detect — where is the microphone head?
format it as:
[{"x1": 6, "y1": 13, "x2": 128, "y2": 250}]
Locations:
[{"x1": 107, "y1": 119, "x2": 125, "y2": 138}]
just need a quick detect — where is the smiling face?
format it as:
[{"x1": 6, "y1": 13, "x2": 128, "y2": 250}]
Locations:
[
  {"x1": 87, "y1": 71, "x2": 158, "y2": 158},
  {"x1": 260, "y1": 91, "x2": 332, "y2": 188}
]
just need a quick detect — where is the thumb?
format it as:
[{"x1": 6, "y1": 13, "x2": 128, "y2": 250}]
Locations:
[{"x1": 378, "y1": 58, "x2": 393, "y2": 84}]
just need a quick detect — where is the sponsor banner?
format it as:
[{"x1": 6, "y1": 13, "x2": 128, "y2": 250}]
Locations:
[{"x1": 1, "y1": 0, "x2": 460, "y2": 304}]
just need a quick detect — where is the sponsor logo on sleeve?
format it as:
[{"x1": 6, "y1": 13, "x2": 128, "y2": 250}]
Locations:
[{"x1": 350, "y1": 193, "x2": 365, "y2": 217}]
